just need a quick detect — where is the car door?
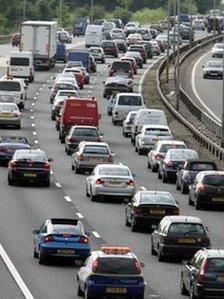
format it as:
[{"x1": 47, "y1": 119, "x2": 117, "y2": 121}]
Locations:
[
  {"x1": 126, "y1": 196, "x2": 136, "y2": 222},
  {"x1": 190, "y1": 177, "x2": 199, "y2": 204},
  {"x1": 87, "y1": 168, "x2": 97, "y2": 194},
  {"x1": 36, "y1": 223, "x2": 47, "y2": 254},
  {"x1": 185, "y1": 252, "x2": 203, "y2": 291},
  {"x1": 78, "y1": 256, "x2": 93, "y2": 290}
]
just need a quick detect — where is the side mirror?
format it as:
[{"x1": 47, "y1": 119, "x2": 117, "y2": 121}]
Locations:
[
  {"x1": 182, "y1": 260, "x2": 188, "y2": 265},
  {"x1": 140, "y1": 262, "x2": 145, "y2": 268},
  {"x1": 108, "y1": 64, "x2": 111, "y2": 68},
  {"x1": 100, "y1": 133, "x2": 104, "y2": 137},
  {"x1": 48, "y1": 158, "x2": 53, "y2": 162},
  {"x1": 206, "y1": 225, "x2": 210, "y2": 232},
  {"x1": 98, "y1": 113, "x2": 102, "y2": 120},
  {"x1": 33, "y1": 229, "x2": 39, "y2": 234},
  {"x1": 111, "y1": 152, "x2": 115, "y2": 157},
  {"x1": 85, "y1": 230, "x2": 91, "y2": 237}
]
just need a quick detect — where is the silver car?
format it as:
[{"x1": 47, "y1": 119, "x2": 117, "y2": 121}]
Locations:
[
  {"x1": 135, "y1": 125, "x2": 172, "y2": 155},
  {"x1": 122, "y1": 111, "x2": 137, "y2": 137},
  {"x1": 86, "y1": 163, "x2": 135, "y2": 201},
  {"x1": 0, "y1": 102, "x2": 21, "y2": 129},
  {"x1": 88, "y1": 47, "x2": 105, "y2": 63},
  {"x1": 203, "y1": 60, "x2": 223, "y2": 79},
  {"x1": 71, "y1": 141, "x2": 114, "y2": 174},
  {"x1": 212, "y1": 43, "x2": 224, "y2": 58},
  {"x1": 147, "y1": 140, "x2": 187, "y2": 172}
]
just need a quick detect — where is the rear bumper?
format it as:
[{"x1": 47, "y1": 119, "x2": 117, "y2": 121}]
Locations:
[
  {"x1": 41, "y1": 245, "x2": 90, "y2": 260},
  {"x1": 9, "y1": 170, "x2": 50, "y2": 182},
  {"x1": 92, "y1": 185, "x2": 135, "y2": 198},
  {"x1": 160, "y1": 244, "x2": 205, "y2": 257},
  {"x1": 0, "y1": 119, "x2": 20, "y2": 125},
  {"x1": 195, "y1": 284, "x2": 224, "y2": 298}
]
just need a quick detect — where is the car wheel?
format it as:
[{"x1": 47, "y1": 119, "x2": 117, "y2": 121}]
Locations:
[
  {"x1": 33, "y1": 248, "x2": 38, "y2": 258},
  {"x1": 16, "y1": 123, "x2": 21, "y2": 129},
  {"x1": 151, "y1": 164, "x2": 157, "y2": 172},
  {"x1": 80, "y1": 85, "x2": 84, "y2": 90},
  {"x1": 203, "y1": 74, "x2": 206, "y2": 79},
  {"x1": 44, "y1": 180, "x2": 50, "y2": 187},
  {"x1": 8, "y1": 174, "x2": 14, "y2": 186},
  {"x1": 84, "y1": 288, "x2": 93, "y2": 299},
  {"x1": 158, "y1": 170, "x2": 162, "y2": 179},
  {"x1": 67, "y1": 149, "x2": 71, "y2": 155},
  {"x1": 86, "y1": 185, "x2": 90, "y2": 197},
  {"x1": 125, "y1": 214, "x2": 131, "y2": 227},
  {"x1": 71, "y1": 164, "x2": 75, "y2": 171},
  {"x1": 180, "y1": 274, "x2": 189, "y2": 295},
  {"x1": 131, "y1": 217, "x2": 138, "y2": 232},
  {"x1": 188, "y1": 194, "x2": 194, "y2": 206},
  {"x1": 124, "y1": 132, "x2": 128, "y2": 137},
  {"x1": 162, "y1": 173, "x2": 168, "y2": 183},
  {"x1": 151, "y1": 240, "x2": 157, "y2": 256},
  {"x1": 39, "y1": 252, "x2": 46, "y2": 265},
  {"x1": 181, "y1": 183, "x2": 188, "y2": 194},
  {"x1": 158, "y1": 245, "x2": 165, "y2": 262},
  {"x1": 195, "y1": 198, "x2": 202, "y2": 210},
  {"x1": 176, "y1": 180, "x2": 181, "y2": 190},
  {"x1": 91, "y1": 195, "x2": 97, "y2": 202},
  {"x1": 60, "y1": 136, "x2": 65, "y2": 144},
  {"x1": 113, "y1": 120, "x2": 117, "y2": 126},
  {"x1": 190, "y1": 284, "x2": 198, "y2": 299},
  {"x1": 77, "y1": 283, "x2": 84, "y2": 296},
  {"x1": 138, "y1": 148, "x2": 143, "y2": 155},
  {"x1": 147, "y1": 161, "x2": 151, "y2": 169},
  {"x1": 75, "y1": 166, "x2": 81, "y2": 174}
]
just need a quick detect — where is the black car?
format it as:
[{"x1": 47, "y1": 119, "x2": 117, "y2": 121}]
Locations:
[
  {"x1": 0, "y1": 136, "x2": 30, "y2": 164},
  {"x1": 151, "y1": 216, "x2": 211, "y2": 261},
  {"x1": 8, "y1": 149, "x2": 53, "y2": 187},
  {"x1": 109, "y1": 18, "x2": 124, "y2": 29},
  {"x1": 136, "y1": 41, "x2": 153, "y2": 59},
  {"x1": 103, "y1": 76, "x2": 133, "y2": 98},
  {"x1": 180, "y1": 249, "x2": 224, "y2": 299},
  {"x1": 102, "y1": 41, "x2": 118, "y2": 57},
  {"x1": 113, "y1": 39, "x2": 127, "y2": 53},
  {"x1": 189, "y1": 171, "x2": 224, "y2": 210},
  {"x1": 89, "y1": 55, "x2": 97, "y2": 73},
  {"x1": 124, "y1": 51, "x2": 143, "y2": 68},
  {"x1": 176, "y1": 159, "x2": 217, "y2": 194},
  {"x1": 125, "y1": 190, "x2": 179, "y2": 232}
]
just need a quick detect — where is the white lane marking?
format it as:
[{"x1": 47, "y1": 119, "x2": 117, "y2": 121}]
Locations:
[
  {"x1": 64, "y1": 196, "x2": 72, "y2": 202},
  {"x1": 50, "y1": 170, "x2": 54, "y2": 175},
  {"x1": 30, "y1": 109, "x2": 33, "y2": 113},
  {"x1": 34, "y1": 140, "x2": 38, "y2": 144},
  {"x1": 191, "y1": 51, "x2": 220, "y2": 122},
  {"x1": 33, "y1": 97, "x2": 36, "y2": 100},
  {"x1": 76, "y1": 212, "x2": 84, "y2": 219},
  {"x1": 35, "y1": 92, "x2": 39, "y2": 96},
  {"x1": 138, "y1": 54, "x2": 166, "y2": 95},
  {"x1": 43, "y1": 84, "x2": 46, "y2": 87},
  {"x1": 39, "y1": 87, "x2": 43, "y2": 91},
  {"x1": 141, "y1": 186, "x2": 147, "y2": 191},
  {"x1": 55, "y1": 182, "x2": 62, "y2": 188},
  {"x1": 31, "y1": 123, "x2": 35, "y2": 127},
  {"x1": 32, "y1": 103, "x2": 35, "y2": 106},
  {"x1": 32, "y1": 131, "x2": 37, "y2": 136},
  {"x1": 0, "y1": 244, "x2": 35, "y2": 299},
  {"x1": 92, "y1": 231, "x2": 101, "y2": 238},
  {"x1": 30, "y1": 116, "x2": 34, "y2": 119},
  {"x1": 149, "y1": 295, "x2": 160, "y2": 298}
]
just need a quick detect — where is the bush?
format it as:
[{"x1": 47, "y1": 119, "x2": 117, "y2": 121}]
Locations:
[{"x1": 132, "y1": 8, "x2": 165, "y2": 24}]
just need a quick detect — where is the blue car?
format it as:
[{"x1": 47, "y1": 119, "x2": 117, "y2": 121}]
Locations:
[
  {"x1": 107, "y1": 95, "x2": 116, "y2": 116},
  {"x1": 56, "y1": 42, "x2": 67, "y2": 62},
  {"x1": 77, "y1": 246, "x2": 145, "y2": 299},
  {"x1": 33, "y1": 218, "x2": 91, "y2": 264},
  {"x1": 158, "y1": 148, "x2": 199, "y2": 183}
]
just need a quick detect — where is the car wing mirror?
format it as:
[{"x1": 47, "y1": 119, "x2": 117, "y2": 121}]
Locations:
[
  {"x1": 85, "y1": 230, "x2": 91, "y2": 237},
  {"x1": 48, "y1": 158, "x2": 54, "y2": 162},
  {"x1": 151, "y1": 224, "x2": 158, "y2": 231},
  {"x1": 182, "y1": 260, "x2": 188, "y2": 265},
  {"x1": 140, "y1": 262, "x2": 145, "y2": 268},
  {"x1": 206, "y1": 225, "x2": 210, "y2": 232},
  {"x1": 33, "y1": 229, "x2": 39, "y2": 234}
]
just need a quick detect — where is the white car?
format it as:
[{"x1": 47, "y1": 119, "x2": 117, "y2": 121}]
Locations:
[
  {"x1": 0, "y1": 102, "x2": 21, "y2": 129},
  {"x1": 212, "y1": 43, "x2": 224, "y2": 58},
  {"x1": 147, "y1": 140, "x2": 187, "y2": 172},
  {"x1": 192, "y1": 19, "x2": 206, "y2": 30},
  {"x1": 110, "y1": 28, "x2": 125, "y2": 40},
  {"x1": 122, "y1": 111, "x2": 137, "y2": 137},
  {"x1": 88, "y1": 47, "x2": 105, "y2": 63},
  {"x1": 126, "y1": 33, "x2": 142, "y2": 46},
  {"x1": 135, "y1": 124, "x2": 172, "y2": 155},
  {"x1": 55, "y1": 74, "x2": 78, "y2": 90},
  {"x1": 86, "y1": 163, "x2": 136, "y2": 201}
]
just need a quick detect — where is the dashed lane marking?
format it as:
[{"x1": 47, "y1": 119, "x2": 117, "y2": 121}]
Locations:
[
  {"x1": 64, "y1": 196, "x2": 72, "y2": 202},
  {"x1": 55, "y1": 182, "x2": 62, "y2": 188},
  {"x1": 50, "y1": 170, "x2": 54, "y2": 175},
  {"x1": 76, "y1": 212, "x2": 84, "y2": 219},
  {"x1": 32, "y1": 132, "x2": 37, "y2": 136},
  {"x1": 92, "y1": 231, "x2": 101, "y2": 238},
  {"x1": 31, "y1": 123, "x2": 35, "y2": 127},
  {"x1": 34, "y1": 140, "x2": 38, "y2": 144}
]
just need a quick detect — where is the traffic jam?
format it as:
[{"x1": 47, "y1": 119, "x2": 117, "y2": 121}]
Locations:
[{"x1": 1, "y1": 13, "x2": 224, "y2": 299}]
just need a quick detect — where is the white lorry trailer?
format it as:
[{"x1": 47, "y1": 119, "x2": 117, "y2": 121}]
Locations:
[{"x1": 20, "y1": 20, "x2": 57, "y2": 69}]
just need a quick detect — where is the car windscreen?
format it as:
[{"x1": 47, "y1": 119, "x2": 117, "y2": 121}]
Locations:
[
  {"x1": 112, "y1": 61, "x2": 130, "y2": 71},
  {"x1": 10, "y1": 57, "x2": 29, "y2": 66},
  {"x1": 207, "y1": 258, "x2": 224, "y2": 273},
  {"x1": 169, "y1": 151, "x2": 198, "y2": 160},
  {"x1": 103, "y1": 42, "x2": 115, "y2": 47},
  {"x1": 0, "y1": 81, "x2": 21, "y2": 91},
  {"x1": 99, "y1": 167, "x2": 130, "y2": 176},
  {"x1": 15, "y1": 152, "x2": 46, "y2": 161},
  {"x1": 83, "y1": 146, "x2": 109, "y2": 155},
  {"x1": 118, "y1": 95, "x2": 142, "y2": 106},
  {"x1": 73, "y1": 128, "x2": 99, "y2": 137},
  {"x1": 190, "y1": 163, "x2": 216, "y2": 171},
  {"x1": 95, "y1": 257, "x2": 141, "y2": 275},
  {"x1": 160, "y1": 144, "x2": 186, "y2": 153},
  {"x1": 140, "y1": 193, "x2": 174, "y2": 205},
  {"x1": 144, "y1": 128, "x2": 170, "y2": 136},
  {"x1": 168, "y1": 223, "x2": 205, "y2": 235},
  {"x1": 52, "y1": 224, "x2": 83, "y2": 235},
  {"x1": 0, "y1": 136, "x2": 28, "y2": 144},
  {"x1": 55, "y1": 83, "x2": 74, "y2": 90},
  {"x1": 203, "y1": 175, "x2": 224, "y2": 186},
  {"x1": 58, "y1": 91, "x2": 77, "y2": 97},
  {"x1": 0, "y1": 103, "x2": 18, "y2": 111}
]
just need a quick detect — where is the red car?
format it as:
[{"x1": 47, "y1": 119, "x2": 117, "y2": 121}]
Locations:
[
  {"x1": 63, "y1": 68, "x2": 85, "y2": 89},
  {"x1": 109, "y1": 60, "x2": 133, "y2": 78}
]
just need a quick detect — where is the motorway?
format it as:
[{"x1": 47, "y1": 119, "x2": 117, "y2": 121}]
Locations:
[{"x1": 1, "y1": 33, "x2": 224, "y2": 299}]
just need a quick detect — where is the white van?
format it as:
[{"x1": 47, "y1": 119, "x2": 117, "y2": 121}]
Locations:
[
  {"x1": 85, "y1": 25, "x2": 104, "y2": 47},
  {"x1": 0, "y1": 77, "x2": 27, "y2": 110},
  {"x1": 112, "y1": 93, "x2": 145, "y2": 125},
  {"x1": 8, "y1": 51, "x2": 35, "y2": 82},
  {"x1": 131, "y1": 109, "x2": 167, "y2": 143}
]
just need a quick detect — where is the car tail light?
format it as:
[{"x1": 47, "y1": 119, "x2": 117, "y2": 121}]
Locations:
[
  {"x1": 20, "y1": 94, "x2": 23, "y2": 100},
  {"x1": 154, "y1": 153, "x2": 162, "y2": 160},
  {"x1": 108, "y1": 155, "x2": 113, "y2": 162},
  {"x1": 68, "y1": 137, "x2": 76, "y2": 142},
  {"x1": 77, "y1": 154, "x2": 84, "y2": 161},
  {"x1": 134, "y1": 260, "x2": 141, "y2": 272},
  {"x1": 12, "y1": 112, "x2": 20, "y2": 118},
  {"x1": 92, "y1": 258, "x2": 99, "y2": 272},
  {"x1": 79, "y1": 236, "x2": 89, "y2": 243},
  {"x1": 173, "y1": 209, "x2": 179, "y2": 215},
  {"x1": 9, "y1": 160, "x2": 17, "y2": 169},
  {"x1": 197, "y1": 183, "x2": 207, "y2": 193},
  {"x1": 165, "y1": 161, "x2": 173, "y2": 168},
  {"x1": 133, "y1": 206, "x2": 142, "y2": 214},
  {"x1": 44, "y1": 162, "x2": 50, "y2": 170},
  {"x1": 44, "y1": 235, "x2": 54, "y2": 242},
  {"x1": 126, "y1": 179, "x2": 135, "y2": 186},
  {"x1": 0, "y1": 146, "x2": 7, "y2": 152},
  {"x1": 96, "y1": 178, "x2": 105, "y2": 185},
  {"x1": 114, "y1": 111, "x2": 119, "y2": 116},
  {"x1": 197, "y1": 259, "x2": 208, "y2": 283}
]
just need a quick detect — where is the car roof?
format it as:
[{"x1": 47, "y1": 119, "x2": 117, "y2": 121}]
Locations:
[
  {"x1": 164, "y1": 215, "x2": 202, "y2": 224},
  {"x1": 81, "y1": 141, "x2": 108, "y2": 146},
  {"x1": 198, "y1": 170, "x2": 224, "y2": 176},
  {"x1": 142, "y1": 124, "x2": 169, "y2": 129},
  {"x1": 15, "y1": 149, "x2": 45, "y2": 155},
  {"x1": 117, "y1": 93, "x2": 141, "y2": 97},
  {"x1": 93, "y1": 250, "x2": 136, "y2": 259},
  {"x1": 156, "y1": 140, "x2": 185, "y2": 145},
  {"x1": 201, "y1": 249, "x2": 224, "y2": 258},
  {"x1": 167, "y1": 148, "x2": 196, "y2": 153}
]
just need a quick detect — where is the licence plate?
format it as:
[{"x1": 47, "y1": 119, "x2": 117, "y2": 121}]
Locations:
[
  {"x1": 217, "y1": 276, "x2": 224, "y2": 282},
  {"x1": 0, "y1": 112, "x2": 11, "y2": 117},
  {"x1": 90, "y1": 157, "x2": 102, "y2": 162},
  {"x1": 107, "y1": 181, "x2": 122, "y2": 186},
  {"x1": 178, "y1": 238, "x2": 196, "y2": 243},
  {"x1": 57, "y1": 249, "x2": 75, "y2": 254},
  {"x1": 23, "y1": 173, "x2": 37, "y2": 178},
  {"x1": 212, "y1": 197, "x2": 224, "y2": 202},
  {"x1": 106, "y1": 287, "x2": 127, "y2": 294},
  {"x1": 150, "y1": 209, "x2": 165, "y2": 215}
]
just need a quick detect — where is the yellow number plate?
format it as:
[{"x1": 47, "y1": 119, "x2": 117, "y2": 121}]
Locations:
[
  {"x1": 23, "y1": 173, "x2": 37, "y2": 178},
  {"x1": 212, "y1": 198, "x2": 224, "y2": 202},
  {"x1": 150, "y1": 209, "x2": 165, "y2": 215},
  {"x1": 178, "y1": 238, "x2": 196, "y2": 244},
  {"x1": 106, "y1": 287, "x2": 127, "y2": 294}
]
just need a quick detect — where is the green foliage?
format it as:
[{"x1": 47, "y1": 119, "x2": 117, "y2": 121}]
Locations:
[{"x1": 133, "y1": 8, "x2": 166, "y2": 24}]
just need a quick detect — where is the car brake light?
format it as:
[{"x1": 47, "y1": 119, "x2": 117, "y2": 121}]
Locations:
[
  {"x1": 96, "y1": 178, "x2": 104, "y2": 185},
  {"x1": 197, "y1": 259, "x2": 208, "y2": 283},
  {"x1": 79, "y1": 236, "x2": 89, "y2": 243},
  {"x1": 108, "y1": 155, "x2": 113, "y2": 162},
  {"x1": 165, "y1": 161, "x2": 173, "y2": 168},
  {"x1": 134, "y1": 260, "x2": 141, "y2": 272},
  {"x1": 68, "y1": 137, "x2": 76, "y2": 142},
  {"x1": 9, "y1": 160, "x2": 17, "y2": 169},
  {"x1": 0, "y1": 146, "x2": 7, "y2": 152},
  {"x1": 114, "y1": 111, "x2": 119, "y2": 116},
  {"x1": 12, "y1": 112, "x2": 20, "y2": 118},
  {"x1": 154, "y1": 153, "x2": 162, "y2": 160},
  {"x1": 92, "y1": 258, "x2": 99, "y2": 272},
  {"x1": 197, "y1": 183, "x2": 206, "y2": 192},
  {"x1": 126, "y1": 179, "x2": 135, "y2": 186},
  {"x1": 133, "y1": 206, "x2": 142, "y2": 214},
  {"x1": 44, "y1": 235, "x2": 54, "y2": 242},
  {"x1": 77, "y1": 154, "x2": 84, "y2": 161},
  {"x1": 173, "y1": 209, "x2": 179, "y2": 215},
  {"x1": 44, "y1": 162, "x2": 50, "y2": 170}
]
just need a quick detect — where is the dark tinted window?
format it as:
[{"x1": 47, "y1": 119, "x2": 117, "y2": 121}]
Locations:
[
  {"x1": 111, "y1": 61, "x2": 130, "y2": 71},
  {"x1": 203, "y1": 175, "x2": 224, "y2": 186},
  {"x1": 191, "y1": 163, "x2": 216, "y2": 171},
  {"x1": 55, "y1": 83, "x2": 74, "y2": 90},
  {"x1": 95, "y1": 257, "x2": 141, "y2": 275},
  {"x1": 102, "y1": 42, "x2": 116, "y2": 47},
  {"x1": 73, "y1": 128, "x2": 99, "y2": 137},
  {"x1": 118, "y1": 95, "x2": 142, "y2": 106},
  {"x1": 10, "y1": 57, "x2": 29, "y2": 66},
  {"x1": 140, "y1": 193, "x2": 174, "y2": 205},
  {"x1": 15, "y1": 152, "x2": 47, "y2": 161},
  {"x1": 160, "y1": 144, "x2": 186, "y2": 153},
  {"x1": 207, "y1": 258, "x2": 224, "y2": 273},
  {"x1": 145, "y1": 128, "x2": 170, "y2": 136},
  {"x1": 52, "y1": 224, "x2": 83, "y2": 235},
  {"x1": 0, "y1": 81, "x2": 21, "y2": 91},
  {"x1": 83, "y1": 146, "x2": 109, "y2": 155},
  {"x1": 169, "y1": 223, "x2": 205, "y2": 235}
]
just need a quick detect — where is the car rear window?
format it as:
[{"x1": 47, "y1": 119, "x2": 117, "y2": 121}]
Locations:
[
  {"x1": 15, "y1": 152, "x2": 46, "y2": 161},
  {"x1": 140, "y1": 193, "x2": 174, "y2": 205},
  {"x1": 169, "y1": 223, "x2": 205, "y2": 235},
  {"x1": 191, "y1": 163, "x2": 216, "y2": 171},
  {"x1": 170, "y1": 151, "x2": 198, "y2": 160},
  {"x1": 118, "y1": 95, "x2": 142, "y2": 106},
  {"x1": 73, "y1": 128, "x2": 99, "y2": 137},
  {"x1": 0, "y1": 81, "x2": 21, "y2": 91},
  {"x1": 160, "y1": 144, "x2": 186, "y2": 153},
  {"x1": 203, "y1": 175, "x2": 224, "y2": 186},
  {"x1": 112, "y1": 61, "x2": 130, "y2": 71},
  {"x1": 58, "y1": 91, "x2": 77, "y2": 97},
  {"x1": 144, "y1": 128, "x2": 170, "y2": 136},
  {"x1": 10, "y1": 57, "x2": 29, "y2": 66},
  {"x1": 83, "y1": 146, "x2": 109, "y2": 155},
  {"x1": 207, "y1": 258, "x2": 224, "y2": 273},
  {"x1": 99, "y1": 167, "x2": 130, "y2": 176},
  {"x1": 55, "y1": 83, "x2": 74, "y2": 90},
  {"x1": 95, "y1": 257, "x2": 141, "y2": 275},
  {"x1": 1, "y1": 136, "x2": 28, "y2": 144},
  {"x1": 52, "y1": 224, "x2": 83, "y2": 235}
]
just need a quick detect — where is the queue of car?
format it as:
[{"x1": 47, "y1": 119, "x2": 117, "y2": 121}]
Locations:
[{"x1": 1, "y1": 17, "x2": 224, "y2": 299}]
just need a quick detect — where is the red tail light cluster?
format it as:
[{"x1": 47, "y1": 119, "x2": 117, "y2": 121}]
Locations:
[
  {"x1": 79, "y1": 236, "x2": 89, "y2": 244},
  {"x1": 44, "y1": 162, "x2": 50, "y2": 170},
  {"x1": 0, "y1": 146, "x2": 7, "y2": 153},
  {"x1": 173, "y1": 209, "x2": 180, "y2": 215},
  {"x1": 133, "y1": 206, "x2": 142, "y2": 214},
  {"x1": 68, "y1": 137, "x2": 76, "y2": 142},
  {"x1": 95, "y1": 178, "x2": 105, "y2": 185},
  {"x1": 44, "y1": 235, "x2": 54, "y2": 242},
  {"x1": 126, "y1": 179, "x2": 135, "y2": 186},
  {"x1": 134, "y1": 260, "x2": 141, "y2": 273},
  {"x1": 165, "y1": 161, "x2": 173, "y2": 168},
  {"x1": 154, "y1": 153, "x2": 162, "y2": 161},
  {"x1": 197, "y1": 183, "x2": 207, "y2": 193},
  {"x1": 92, "y1": 258, "x2": 99, "y2": 272},
  {"x1": 9, "y1": 160, "x2": 17, "y2": 169},
  {"x1": 108, "y1": 155, "x2": 113, "y2": 162},
  {"x1": 197, "y1": 259, "x2": 208, "y2": 283},
  {"x1": 77, "y1": 154, "x2": 84, "y2": 161}
]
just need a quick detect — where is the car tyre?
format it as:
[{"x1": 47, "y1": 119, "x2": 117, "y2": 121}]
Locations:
[
  {"x1": 124, "y1": 132, "x2": 128, "y2": 137},
  {"x1": 158, "y1": 246, "x2": 165, "y2": 262},
  {"x1": 125, "y1": 215, "x2": 131, "y2": 227},
  {"x1": 39, "y1": 252, "x2": 46, "y2": 265},
  {"x1": 151, "y1": 240, "x2": 157, "y2": 256},
  {"x1": 77, "y1": 283, "x2": 84, "y2": 296},
  {"x1": 190, "y1": 284, "x2": 198, "y2": 299},
  {"x1": 60, "y1": 136, "x2": 65, "y2": 144},
  {"x1": 86, "y1": 185, "x2": 90, "y2": 197},
  {"x1": 138, "y1": 148, "x2": 143, "y2": 155},
  {"x1": 44, "y1": 180, "x2": 50, "y2": 187},
  {"x1": 176, "y1": 180, "x2": 181, "y2": 190},
  {"x1": 188, "y1": 194, "x2": 194, "y2": 206},
  {"x1": 33, "y1": 248, "x2": 38, "y2": 258},
  {"x1": 8, "y1": 175, "x2": 14, "y2": 186},
  {"x1": 158, "y1": 170, "x2": 162, "y2": 179},
  {"x1": 162, "y1": 173, "x2": 168, "y2": 183},
  {"x1": 151, "y1": 164, "x2": 157, "y2": 172},
  {"x1": 180, "y1": 275, "x2": 189, "y2": 295},
  {"x1": 71, "y1": 164, "x2": 75, "y2": 171},
  {"x1": 181, "y1": 183, "x2": 188, "y2": 194},
  {"x1": 131, "y1": 217, "x2": 138, "y2": 232},
  {"x1": 195, "y1": 198, "x2": 202, "y2": 210},
  {"x1": 147, "y1": 161, "x2": 151, "y2": 169}
]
